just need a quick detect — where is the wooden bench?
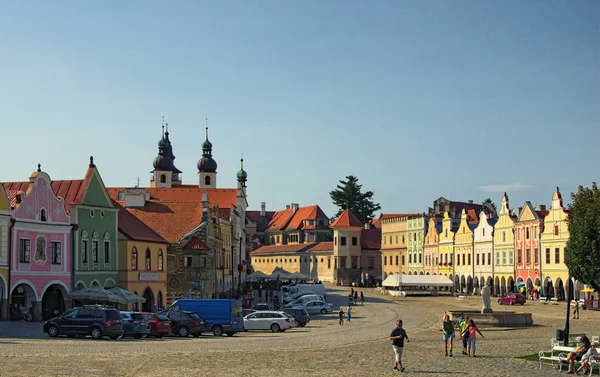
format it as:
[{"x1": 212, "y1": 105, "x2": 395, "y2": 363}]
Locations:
[{"x1": 539, "y1": 345, "x2": 575, "y2": 369}]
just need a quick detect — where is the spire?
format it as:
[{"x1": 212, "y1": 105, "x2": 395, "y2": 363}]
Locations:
[
  {"x1": 89, "y1": 156, "x2": 95, "y2": 168},
  {"x1": 237, "y1": 152, "x2": 248, "y2": 185},
  {"x1": 165, "y1": 121, "x2": 170, "y2": 139},
  {"x1": 161, "y1": 116, "x2": 165, "y2": 138},
  {"x1": 37, "y1": 163, "x2": 41, "y2": 172},
  {"x1": 205, "y1": 118, "x2": 209, "y2": 140}
]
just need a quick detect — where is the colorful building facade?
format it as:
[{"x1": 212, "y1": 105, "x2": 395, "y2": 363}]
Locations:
[
  {"x1": 0, "y1": 184, "x2": 10, "y2": 319},
  {"x1": 493, "y1": 193, "x2": 516, "y2": 296},
  {"x1": 540, "y1": 187, "x2": 570, "y2": 299},
  {"x1": 6, "y1": 167, "x2": 72, "y2": 321},
  {"x1": 473, "y1": 210, "x2": 495, "y2": 294},
  {"x1": 423, "y1": 217, "x2": 441, "y2": 276},
  {"x1": 453, "y1": 209, "x2": 476, "y2": 294},
  {"x1": 514, "y1": 202, "x2": 548, "y2": 297},
  {"x1": 438, "y1": 212, "x2": 457, "y2": 287},
  {"x1": 407, "y1": 216, "x2": 427, "y2": 275},
  {"x1": 380, "y1": 214, "x2": 409, "y2": 278}
]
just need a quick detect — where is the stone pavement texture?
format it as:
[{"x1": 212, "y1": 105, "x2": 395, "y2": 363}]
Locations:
[{"x1": 0, "y1": 287, "x2": 598, "y2": 377}]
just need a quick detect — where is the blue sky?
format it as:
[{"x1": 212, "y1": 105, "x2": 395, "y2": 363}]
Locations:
[{"x1": 1, "y1": 1, "x2": 598, "y2": 218}]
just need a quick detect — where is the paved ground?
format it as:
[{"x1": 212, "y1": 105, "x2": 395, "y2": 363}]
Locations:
[{"x1": 0, "y1": 287, "x2": 598, "y2": 376}]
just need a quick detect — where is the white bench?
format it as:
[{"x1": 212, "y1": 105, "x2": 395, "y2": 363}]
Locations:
[
  {"x1": 457, "y1": 295, "x2": 466, "y2": 300},
  {"x1": 539, "y1": 345, "x2": 575, "y2": 369},
  {"x1": 550, "y1": 297, "x2": 559, "y2": 305}
]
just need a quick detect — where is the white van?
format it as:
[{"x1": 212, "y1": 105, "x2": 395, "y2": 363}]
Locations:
[
  {"x1": 284, "y1": 294, "x2": 324, "y2": 308},
  {"x1": 290, "y1": 284, "x2": 326, "y2": 299}
]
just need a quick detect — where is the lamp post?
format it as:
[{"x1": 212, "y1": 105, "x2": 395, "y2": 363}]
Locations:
[{"x1": 563, "y1": 275, "x2": 573, "y2": 346}]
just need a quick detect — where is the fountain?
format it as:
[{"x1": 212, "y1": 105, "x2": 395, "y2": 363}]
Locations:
[{"x1": 449, "y1": 283, "x2": 533, "y2": 327}]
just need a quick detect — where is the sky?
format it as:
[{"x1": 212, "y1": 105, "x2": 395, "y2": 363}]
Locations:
[{"x1": 1, "y1": 1, "x2": 599, "y2": 218}]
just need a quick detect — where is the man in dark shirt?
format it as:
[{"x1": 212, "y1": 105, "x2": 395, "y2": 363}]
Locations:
[{"x1": 389, "y1": 319, "x2": 409, "y2": 372}]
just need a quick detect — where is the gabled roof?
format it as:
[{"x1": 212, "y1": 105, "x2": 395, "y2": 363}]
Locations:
[
  {"x1": 285, "y1": 205, "x2": 328, "y2": 230},
  {"x1": 184, "y1": 236, "x2": 210, "y2": 251},
  {"x1": 330, "y1": 209, "x2": 362, "y2": 228},
  {"x1": 266, "y1": 208, "x2": 295, "y2": 231},
  {"x1": 113, "y1": 200, "x2": 167, "y2": 244},
  {"x1": 246, "y1": 210, "x2": 276, "y2": 233},
  {"x1": 369, "y1": 218, "x2": 381, "y2": 229}
]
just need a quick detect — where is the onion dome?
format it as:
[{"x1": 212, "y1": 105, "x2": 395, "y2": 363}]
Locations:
[
  {"x1": 237, "y1": 157, "x2": 247, "y2": 182},
  {"x1": 197, "y1": 122, "x2": 217, "y2": 173},
  {"x1": 153, "y1": 122, "x2": 175, "y2": 171}
]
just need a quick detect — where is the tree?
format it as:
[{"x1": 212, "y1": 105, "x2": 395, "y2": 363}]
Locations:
[
  {"x1": 565, "y1": 182, "x2": 600, "y2": 292},
  {"x1": 482, "y1": 198, "x2": 498, "y2": 215},
  {"x1": 329, "y1": 175, "x2": 381, "y2": 224}
]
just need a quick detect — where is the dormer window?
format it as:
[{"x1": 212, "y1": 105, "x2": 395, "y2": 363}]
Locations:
[{"x1": 40, "y1": 209, "x2": 47, "y2": 222}]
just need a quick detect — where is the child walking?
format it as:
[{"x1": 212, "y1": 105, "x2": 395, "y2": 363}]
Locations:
[
  {"x1": 442, "y1": 314, "x2": 454, "y2": 357},
  {"x1": 338, "y1": 308, "x2": 345, "y2": 325},
  {"x1": 462, "y1": 319, "x2": 484, "y2": 357}
]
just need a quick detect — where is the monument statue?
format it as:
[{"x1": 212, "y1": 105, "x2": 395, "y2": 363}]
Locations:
[{"x1": 481, "y1": 284, "x2": 493, "y2": 313}]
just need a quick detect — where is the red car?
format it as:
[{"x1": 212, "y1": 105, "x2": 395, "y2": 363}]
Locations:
[
  {"x1": 242, "y1": 309, "x2": 255, "y2": 317},
  {"x1": 142, "y1": 313, "x2": 171, "y2": 338},
  {"x1": 497, "y1": 293, "x2": 526, "y2": 306}
]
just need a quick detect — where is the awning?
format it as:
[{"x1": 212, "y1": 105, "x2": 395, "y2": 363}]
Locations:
[
  {"x1": 382, "y1": 274, "x2": 453, "y2": 288},
  {"x1": 581, "y1": 287, "x2": 596, "y2": 293},
  {"x1": 68, "y1": 287, "x2": 127, "y2": 305},
  {"x1": 107, "y1": 287, "x2": 146, "y2": 304}
]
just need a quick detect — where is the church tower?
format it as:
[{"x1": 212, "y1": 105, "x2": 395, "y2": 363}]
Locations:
[
  {"x1": 197, "y1": 120, "x2": 218, "y2": 188},
  {"x1": 151, "y1": 119, "x2": 181, "y2": 188}
]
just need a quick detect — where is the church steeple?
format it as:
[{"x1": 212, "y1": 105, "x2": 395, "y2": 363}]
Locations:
[
  {"x1": 151, "y1": 117, "x2": 181, "y2": 188},
  {"x1": 198, "y1": 118, "x2": 218, "y2": 188},
  {"x1": 237, "y1": 154, "x2": 247, "y2": 188}
]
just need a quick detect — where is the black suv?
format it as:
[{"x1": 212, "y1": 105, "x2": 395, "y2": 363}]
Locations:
[
  {"x1": 284, "y1": 308, "x2": 310, "y2": 327},
  {"x1": 159, "y1": 310, "x2": 208, "y2": 337},
  {"x1": 43, "y1": 306, "x2": 124, "y2": 340}
]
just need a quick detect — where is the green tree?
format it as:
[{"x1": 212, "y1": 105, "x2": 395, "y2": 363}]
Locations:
[
  {"x1": 482, "y1": 198, "x2": 498, "y2": 215},
  {"x1": 329, "y1": 175, "x2": 381, "y2": 224},
  {"x1": 565, "y1": 182, "x2": 600, "y2": 292}
]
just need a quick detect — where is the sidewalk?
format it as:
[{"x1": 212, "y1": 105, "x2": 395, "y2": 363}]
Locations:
[{"x1": 0, "y1": 321, "x2": 45, "y2": 339}]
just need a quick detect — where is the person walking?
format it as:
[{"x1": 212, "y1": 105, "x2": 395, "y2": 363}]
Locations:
[
  {"x1": 389, "y1": 319, "x2": 409, "y2": 372},
  {"x1": 573, "y1": 300, "x2": 580, "y2": 319},
  {"x1": 346, "y1": 305, "x2": 352, "y2": 322},
  {"x1": 442, "y1": 314, "x2": 454, "y2": 357},
  {"x1": 459, "y1": 314, "x2": 470, "y2": 355},
  {"x1": 354, "y1": 291, "x2": 358, "y2": 304},
  {"x1": 462, "y1": 319, "x2": 484, "y2": 357},
  {"x1": 338, "y1": 308, "x2": 345, "y2": 326},
  {"x1": 360, "y1": 291, "x2": 365, "y2": 305}
]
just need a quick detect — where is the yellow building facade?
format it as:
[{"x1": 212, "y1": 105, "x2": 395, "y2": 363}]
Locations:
[
  {"x1": 540, "y1": 187, "x2": 570, "y2": 298},
  {"x1": 454, "y1": 209, "x2": 476, "y2": 294},
  {"x1": 438, "y1": 212, "x2": 455, "y2": 283},
  {"x1": 493, "y1": 193, "x2": 516, "y2": 296},
  {"x1": 250, "y1": 244, "x2": 335, "y2": 282},
  {"x1": 380, "y1": 215, "x2": 409, "y2": 277},
  {"x1": 0, "y1": 185, "x2": 10, "y2": 320},
  {"x1": 424, "y1": 217, "x2": 440, "y2": 276}
]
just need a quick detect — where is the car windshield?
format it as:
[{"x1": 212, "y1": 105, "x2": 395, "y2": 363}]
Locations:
[
  {"x1": 156, "y1": 314, "x2": 169, "y2": 321},
  {"x1": 105, "y1": 310, "x2": 121, "y2": 320},
  {"x1": 131, "y1": 313, "x2": 144, "y2": 320}
]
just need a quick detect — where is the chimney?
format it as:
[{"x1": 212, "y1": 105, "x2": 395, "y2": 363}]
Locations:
[
  {"x1": 538, "y1": 205, "x2": 547, "y2": 211},
  {"x1": 517, "y1": 207, "x2": 523, "y2": 216},
  {"x1": 292, "y1": 203, "x2": 299, "y2": 212},
  {"x1": 285, "y1": 205, "x2": 291, "y2": 210},
  {"x1": 123, "y1": 188, "x2": 147, "y2": 209},
  {"x1": 260, "y1": 202, "x2": 266, "y2": 217},
  {"x1": 468, "y1": 200, "x2": 473, "y2": 204},
  {"x1": 202, "y1": 193, "x2": 209, "y2": 222}
]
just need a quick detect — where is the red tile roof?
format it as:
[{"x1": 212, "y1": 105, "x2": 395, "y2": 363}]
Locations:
[
  {"x1": 330, "y1": 209, "x2": 362, "y2": 228},
  {"x1": 107, "y1": 187, "x2": 238, "y2": 208},
  {"x1": 369, "y1": 219, "x2": 381, "y2": 229},
  {"x1": 3, "y1": 166, "x2": 99, "y2": 212},
  {"x1": 251, "y1": 241, "x2": 334, "y2": 255},
  {"x1": 379, "y1": 213, "x2": 423, "y2": 221},
  {"x1": 246, "y1": 210, "x2": 276, "y2": 233},
  {"x1": 113, "y1": 200, "x2": 167, "y2": 244},
  {"x1": 309, "y1": 242, "x2": 334, "y2": 251},
  {"x1": 184, "y1": 236, "x2": 210, "y2": 250},
  {"x1": 361, "y1": 228, "x2": 381, "y2": 249},
  {"x1": 285, "y1": 205, "x2": 329, "y2": 230}
]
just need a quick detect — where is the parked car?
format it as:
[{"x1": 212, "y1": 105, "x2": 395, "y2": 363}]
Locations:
[
  {"x1": 283, "y1": 308, "x2": 310, "y2": 327},
  {"x1": 283, "y1": 291, "x2": 315, "y2": 304},
  {"x1": 243, "y1": 311, "x2": 294, "y2": 333},
  {"x1": 254, "y1": 303, "x2": 270, "y2": 311},
  {"x1": 292, "y1": 300, "x2": 333, "y2": 315},
  {"x1": 159, "y1": 310, "x2": 207, "y2": 337},
  {"x1": 120, "y1": 312, "x2": 151, "y2": 339},
  {"x1": 498, "y1": 293, "x2": 526, "y2": 305},
  {"x1": 284, "y1": 295, "x2": 324, "y2": 308},
  {"x1": 142, "y1": 313, "x2": 171, "y2": 338},
  {"x1": 242, "y1": 309, "x2": 255, "y2": 317},
  {"x1": 169, "y1": 299, "x2": 244, "y2": 336},
  {"x1": 43, "y1": 305, "x2": 124, "y2": 340}
]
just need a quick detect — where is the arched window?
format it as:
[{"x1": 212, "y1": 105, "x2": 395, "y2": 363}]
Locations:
[
  {"x1": 92, "y1": 232, "x2": 100, "y2": 263},
  {"x1": 205, "y1": 176, "x2": 211, "y2": 185},
  {"x1": 81, "y1": 230, "x2": 89, "y2": 263},
  {"x1": 103, "y1": 232, "x2": 111, "y2": 264},
  {"x1": 40, "y1": 209, "x2": 47, "y2": 222},
  {"x1": 131, "y1": 247, "x2": 138, "y2": 270},
  {"x1": 158, "y1": 249, "x2": 164, "y2": 271},
  {"x1": 145, "y1": 249, "x2": 151, "y2": 271},
  {"x1": 160, "y1": 174, "x2": 166, "y2": 183}
]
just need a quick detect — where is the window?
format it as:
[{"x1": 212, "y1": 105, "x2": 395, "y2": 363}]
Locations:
[
  {"x1": 402, "y1": 256, "x2": 405, "y2": 265},
  {"x1": 463, "y1": 254, "x2": 466, "y2": 265},
  {"x1": 158, "y1": 251, "x2": 164, "y2": 271},
  {"x1": 402, "y1": 235, "x2": 405, "y2": 244},
  {"x1": 368, "y1": 257, "x2": 375, "y2": 268},
  {"x1": 445, "y1": 229, "x2": 448, "y2": 238},
  {"x1": 395, "y1": 235, "x2": 398, "y2": 244},
  {"x1": 395, "y1": 255, "x2": 399, "y2": 266},
  {"x1": 526, "y1": 227, "x2": 530, "y2": 239},
  {"x1": 104, "y1": 233, "x2": 110, "y2": 263},
  {"x1": 509, "y1": 249, "x2": 514, "y2": 265},
  {"x1": 497, "y1": 251, "x2": 501, "y2": 266},
  {"x1": 81, "y1": 231, "x2": 88, "y2": 263},
  {"x1": 185, "y1": 256, "x2": 193, "y2": 267},
  {"x1": 418, "y1": 254, "x2": 422, "y2": 264},
  {"x1": 131, "y1": 247, "x2": 138, "y2": 270},
  {"x1": 526, "y1": 248, "x2": 530, "y2": 264},
  {"x1": 327, "y1": 258, "x2": 331, "y2": 269},
  {"x1": 555, "y1": 247, "x2": 560, "y2": 264},
  {"x1": 145, "y1": 249, "x2": 151, "y2": 270},
  {"x1": 413, "y1": 233, "x2": 417, "y2": 241},
  {"x1": 340, "y1": 237, "x2": 346, "y2": 246},
  {"x1": 340, "y1": 257, "x2": 347, "y2": 268},
  {"x1": 468, "y1": 254, "x2": 471, "y2": 265},
  {"x1": 351, "y1": 256, "x2": 358, "y2": 269},
  {"x1": 160, "y1": 174, "x2": 166, "y2": 183},
  {"x1": 476, "y1": 254, "x2": 480, "y2": 265},
  {"x1": 204, "y1": 176, "x2": 211, "y2": 185},
  {"x1": 409, "y1": 254, "x2": 412, "y2": 264},
  {"x1": 488, "y1": 253, "x2": 491, "y2": 266},
  {"x1": 534, "y1": 248, "x2": 538, "y2": 264},
  {"x1": 334, "y1": 237, "x2": 337, "y2": 246},
  {"x1": 352, "y1": 237, "x2": 357, "y2": 246},
  {"x1": 502, "y1": 231, "x2": 506, "y2": 243},
  {"x1": 19, "y1": 239, "x2": 31, "y2": 263},
  {"x1": 92, "y1": 240, "x2": 99, "y2": 263},
  {"x1": 384, "y1": 256, "x2": 387, "y2": 265},
  {"x1": 40, "y1": 209, "x2": 47, "y2": 222},
  {"x1": 545, "y1": 248, "x2": 551, "y2": 264},
  {"x1": 482, "y1": 228, "x2": 485, "y2": 237},
  {"x1": 554, "y1": 225, "x2": 559, "y2": 236},
  {"x1": 51, "y1": 242, "x2": 61, "y2": 264}
]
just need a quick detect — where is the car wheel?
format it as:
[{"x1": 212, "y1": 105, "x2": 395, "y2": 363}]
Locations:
[
  {"x1": 521, "y1": 302, "x2": 525, "y2": 305},
  {"x1": 320, "y1": 309, "x2": 327, "y2": 314},
  {"x1": 509, "y1": 301, "x2": 514, "y2": 306},
  {"x1": 178, "y1": 326, "x2": 189, "y2": 337},
  {"x1": 226, "y1": 332, "x2": 234, "y2": 337},
  {"x1": 294, "y1": 320, "x2": 300, "y2": 327},
  {"x1": 91, "y1": 327, "x2": 103, "y2": 340},
  {"x1": 213, "y1": 325, "x2": 224, "y2": 337},
  {"x1": 300, "y1": 323, "x2": 306, "y2": 327},
  {"x1": 155, "y1": 335, "x2": 163, "y2": 339},
  {"x1": 109, "y1": 336, "x2": 118, "y2": 340},
  {"x1": 47, "y1": 325, "x2": 59, "y2": 338},
  {"x1": 497, "y1": 300, "x2": 502, "y2": 305},
  {"x1": 270, "y1": 323, "x2": 280, "y2": 333}
]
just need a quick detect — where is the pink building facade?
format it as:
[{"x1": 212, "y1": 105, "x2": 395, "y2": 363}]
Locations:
[{"x1": 7, "y1": 166, "x2": 72, "y2": 321}]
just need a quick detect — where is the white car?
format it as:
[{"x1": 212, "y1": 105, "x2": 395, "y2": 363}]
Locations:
[
  {"x1": 293, "y1": 300, "x2": 333, "y2": 315},
  {"x1": 284, "y1": 294, "x2": 324, "y2": 308},
  {"x1": 283, "y1": 291, "x2": 316, "y2": 304},
  {"x1": 243, "y1": 311, "x2": 294, "y2": 333}
]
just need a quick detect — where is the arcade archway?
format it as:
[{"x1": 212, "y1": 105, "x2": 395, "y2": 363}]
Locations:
[
  {"x1": 142, "y1": 287, "x2": 154, "y2": 312},
  {"x1": 41, "y1": 284, "x2": 67, "y2": 320}
]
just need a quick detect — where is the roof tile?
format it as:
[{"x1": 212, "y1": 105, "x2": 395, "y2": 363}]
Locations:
[
  {"x1": 184, "y1": 236, "x2": 210, "y2": 250},
  {"x1": 330, "y1": 209, "x2": 362, "y2": 228},
  {"x1": 113, "y1": 200, "x2": 167, "y2": 244}
]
